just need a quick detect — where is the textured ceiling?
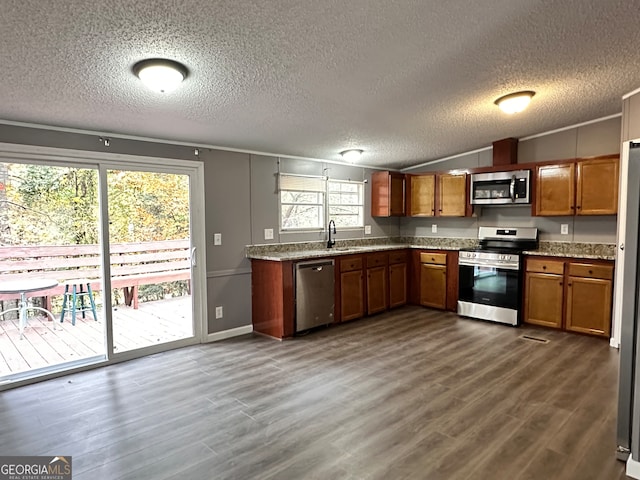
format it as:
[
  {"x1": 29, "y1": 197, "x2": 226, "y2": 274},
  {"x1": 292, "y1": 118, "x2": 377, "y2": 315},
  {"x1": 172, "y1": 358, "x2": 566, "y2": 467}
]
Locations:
[{"x1": 1, "y1": 0, "x2": 639, "y2": 169}]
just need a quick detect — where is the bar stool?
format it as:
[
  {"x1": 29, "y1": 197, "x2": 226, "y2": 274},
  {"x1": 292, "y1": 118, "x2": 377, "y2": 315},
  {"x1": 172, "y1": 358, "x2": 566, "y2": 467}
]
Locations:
[{"x1": 60, "y1": 279, "x2": 98, "y2": 325}]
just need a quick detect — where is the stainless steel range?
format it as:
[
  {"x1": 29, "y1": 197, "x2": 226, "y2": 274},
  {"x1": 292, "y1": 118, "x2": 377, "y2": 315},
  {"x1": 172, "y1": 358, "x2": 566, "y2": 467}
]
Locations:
[{"x1": 457, "y1": 226, "x2": 538, "y2": 326}]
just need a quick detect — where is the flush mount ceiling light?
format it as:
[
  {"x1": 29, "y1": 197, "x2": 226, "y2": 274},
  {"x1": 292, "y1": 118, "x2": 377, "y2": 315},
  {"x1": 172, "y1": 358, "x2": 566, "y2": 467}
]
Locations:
[
  {"x1": 340, "y1": 149, "x2": 364, "y2": 163},
  {"x1": 494, "y1": 91, "x2": 535, "y2": 114},
  {"x1": 133, "y1": 58, "x2": 188, "y2": 93}
]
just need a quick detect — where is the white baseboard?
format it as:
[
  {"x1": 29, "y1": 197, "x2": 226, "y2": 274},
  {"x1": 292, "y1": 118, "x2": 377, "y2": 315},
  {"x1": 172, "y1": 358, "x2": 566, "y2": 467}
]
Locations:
[
  {"x1": 627, "y1": 455, "x2": 640, "y2": 479},
  {"x1": 206, "y1": 325, "x2": 253, "y2": 342},
  {"x1": 611, "y1": 337, "x2": 621, "y2": 349}
]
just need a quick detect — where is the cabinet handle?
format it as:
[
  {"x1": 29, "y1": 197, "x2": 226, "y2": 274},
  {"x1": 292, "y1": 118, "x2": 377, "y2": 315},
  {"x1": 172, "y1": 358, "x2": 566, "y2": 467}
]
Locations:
[
  {"x1": 542, "y1": 265, "x2": 546, "y2": 270},
  {"x1": 559, "y1": 282, "x2": 563, "y2": 286},
  {"x1": 576, "y1": 205, "x2": 581, "y2": 210},
  {"x1": 588, "y1": 270, "x2": 593, "y2": 274},
  {"x1": 568, "y1": 283, "x2": 572, "y2": 286}
]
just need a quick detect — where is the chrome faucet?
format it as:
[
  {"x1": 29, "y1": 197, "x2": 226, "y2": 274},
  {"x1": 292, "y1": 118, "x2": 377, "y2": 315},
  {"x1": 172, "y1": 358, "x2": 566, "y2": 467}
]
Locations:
[{"x1": 327, "y1": 220, "x2": 336, "y2": 248}]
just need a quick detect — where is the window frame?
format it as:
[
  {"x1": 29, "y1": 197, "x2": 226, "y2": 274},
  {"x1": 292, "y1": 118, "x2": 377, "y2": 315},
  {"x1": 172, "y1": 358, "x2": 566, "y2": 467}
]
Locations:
[
  {"x1": 278, "y1": 174, "x2": 366, "y2": 233},
  {"x1": 279, "y1": 174, "x2": 326, "y2": 232},
  {"x1": 327, "y1": 179, "x2": 365, "y2": 230}
]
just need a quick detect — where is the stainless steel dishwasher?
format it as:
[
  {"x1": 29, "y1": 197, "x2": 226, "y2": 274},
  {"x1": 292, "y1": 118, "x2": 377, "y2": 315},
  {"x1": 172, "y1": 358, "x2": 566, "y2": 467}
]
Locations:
[{"x1": 295, "y1": 259, "x2": 335, "y2": 332}]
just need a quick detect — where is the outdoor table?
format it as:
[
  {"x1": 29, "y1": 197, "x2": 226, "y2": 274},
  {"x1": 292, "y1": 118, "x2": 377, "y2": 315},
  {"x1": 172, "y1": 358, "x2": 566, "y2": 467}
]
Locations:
[{"x1": 0, "y1": 279, "x2": 59, "y2": 339}]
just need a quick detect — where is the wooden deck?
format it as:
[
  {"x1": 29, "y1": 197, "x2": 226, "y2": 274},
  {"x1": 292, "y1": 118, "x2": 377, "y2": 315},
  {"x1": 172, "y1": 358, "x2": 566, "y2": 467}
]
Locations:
[{"x1": 0, "y1": 296, "x2": 192, "y2": 377}]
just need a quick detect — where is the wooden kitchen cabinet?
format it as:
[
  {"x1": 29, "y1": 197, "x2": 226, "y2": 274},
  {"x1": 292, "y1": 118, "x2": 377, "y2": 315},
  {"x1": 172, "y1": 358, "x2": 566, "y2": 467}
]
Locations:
[
  {"x1": 406, "y1": 172, "x2": 467, "y2": 217},
  {"x1": 523, "y1": 256, "x2": 614, "y2": 337},
  {"x1": 366, "y1": 252, "x2": 388, "y2": 315},
  {"x1": 524, "y1": 259, "x2": 565, "y2": 329},
  {"x1": 419, "y1": 252, "x2": 447, "y2": 309},
  {"x1": 408, "y1": 174, "x2": 436, "y2": 216},
  {"x1": 534, "y1": 156, "x2": 619, "y2": 216},
  {"x1": 438, "y1": 173, "x2": 467, "y2": 216},
  {"x1": 371, "y1": 171, "x2": 406, "y2": 217},
  {"x1": 576, "y1": 157, "x2": 619, "y2": 215},
  {"x1": 339, "y1": 256, "x2": 365, "y2": 322},
  {"x1": 388, "y1": 250, "x2": 408, "y2": 308},
  {"x1": 251, "y1": 259, "x2": 295, "y2": 339},
  {"x1": 566, "y1": 262, "x2": 614, "y2": 337}
]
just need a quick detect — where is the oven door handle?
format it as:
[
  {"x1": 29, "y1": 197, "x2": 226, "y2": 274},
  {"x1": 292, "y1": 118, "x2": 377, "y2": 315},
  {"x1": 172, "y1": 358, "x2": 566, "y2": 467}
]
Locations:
[{"x1": 458, "y1": 259, "x2": 520, "y2": 270}]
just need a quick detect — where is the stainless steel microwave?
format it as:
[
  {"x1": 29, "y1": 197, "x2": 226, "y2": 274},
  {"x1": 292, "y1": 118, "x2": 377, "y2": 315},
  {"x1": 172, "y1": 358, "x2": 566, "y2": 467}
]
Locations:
[{"x1": 470, "y1": 170, "x2": 531, "y2": 205}]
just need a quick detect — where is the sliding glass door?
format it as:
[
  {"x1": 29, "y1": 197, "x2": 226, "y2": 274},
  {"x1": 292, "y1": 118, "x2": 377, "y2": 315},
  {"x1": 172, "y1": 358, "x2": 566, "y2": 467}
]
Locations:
[
  {"x1": 107, "y1": 168, "x2": 195, "y2": 354},
  {"x1": 0, "y1": 161, "x2": 105, "y2": 381},
  {"x1": 0, "y1": 145, "x2": 205, "y2": 387}
]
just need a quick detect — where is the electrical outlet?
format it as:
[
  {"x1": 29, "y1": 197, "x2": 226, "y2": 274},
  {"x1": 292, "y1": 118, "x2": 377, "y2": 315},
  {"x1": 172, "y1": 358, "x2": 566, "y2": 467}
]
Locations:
[
  {"x1": 364, "y1": 225, "x2": 372, "y2": 235},
  {"x1": 215, "y1": 306, "x2": 223, "y2": 319},
  {"x1": 561, "y1": 224, "x2": 569, "y2": 235},
  {"x1": 264, "y1": 228, "x2": 274, "y2": 240},
  {"x1": 214, "y1": 233, "x2": 222, "y2": 245},
  {"x1": 431, "y1": 224, "x2": 438, "y2": 234}
]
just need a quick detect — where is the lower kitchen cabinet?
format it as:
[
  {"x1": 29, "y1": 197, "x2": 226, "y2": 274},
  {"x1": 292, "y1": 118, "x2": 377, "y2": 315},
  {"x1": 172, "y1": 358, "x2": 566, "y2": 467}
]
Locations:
[
  {"x1": 524, "y1": 259, "x2": 564, "y2": 329},
  {"x1": 366, "y1": 252, "x2": 388, "y2": 315},
  {"x1": 524, "y1": 256, "x2": 614, "y2": 337},
  {"x1": 566, "y1": 263, "x2": 613, "y2": 337},
  {"x1": 339, "y1": 256, "x2": 365, "y2": 322},
  {"x1": 419, "y1": 252, "x2": 447, "y2": 309},
  {"x1": 388, "y1": 250, "x2": 408, "y2": 308}
]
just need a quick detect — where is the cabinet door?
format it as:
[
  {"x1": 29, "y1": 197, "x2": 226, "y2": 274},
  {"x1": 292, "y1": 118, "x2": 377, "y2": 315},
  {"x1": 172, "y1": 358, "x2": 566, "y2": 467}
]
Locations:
[
  {"x1": 576, "y1": 157, "x2": 619, "y2": 215},
  {"x1": 341, "y1": 270, "x2": 364, "y2": 321},
  {"x1": 371, "y1": 171, "x2": 405, "y2": 217},
  {"x1": 389, "y1": 262, "x2": 407, "y2": 308},
  {"x1": 409, "y1": 174, "x2": 435, "y2": 216},
  {"x1": 390, "y1": 174, "x2": 406, "y2": 216},
  {"x1": 420, "y1": 264, "x2": 447, "y2": 309},
  {"x1": 535, "y1": 163, "x2": 575, "y2": 216},
  {"x1": 523, "y1": 272, "x2": 564, "y2": 328},
  {"x1": 366, "y1": 266, "x2": 388, "y2": 314},
  {"x1": 438, "y1": 173, "x2": 467, "y2": 217},
  {"x1": 566, "y1": 276, "x2": 612, "y2": 337}
]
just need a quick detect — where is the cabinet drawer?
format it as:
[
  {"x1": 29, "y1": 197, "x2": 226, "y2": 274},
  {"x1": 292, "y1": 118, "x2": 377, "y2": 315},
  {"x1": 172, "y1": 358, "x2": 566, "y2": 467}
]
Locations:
[
  {"x1": 526, "y1": 258, "x2": 564, "y2": 275},
  {"x1": 340, "y1": 256, "x2": 363, "y2": 272},
  {"x1": 366, "y1": 252, "x2": 388, "y2": 268},
  {"x1": 388, "y1": 250, "x2": 407, "y2": 264},
  {"x1": 568, "y1": 263, "x2": 613, "y2": 280},
  {"x1": 420, "y1": 252, "x2": 447, "y2": 265}
]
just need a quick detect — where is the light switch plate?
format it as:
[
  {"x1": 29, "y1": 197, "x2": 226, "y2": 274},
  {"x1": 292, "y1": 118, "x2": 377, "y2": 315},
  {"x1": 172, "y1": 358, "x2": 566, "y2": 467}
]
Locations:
[
  {"x1": 214, "y1": 233, "x2": 222, "y2": 245},
  {"x1": 561, "y1": 224, "x2": 569, "y2": 235},
  {"x1": 215, "y1": 306, "x2": 223, "y2": 319},
  {"x1": 364, "y1": 225, "x2": 372, "y2": 235},
  {"x1": 264, "y1": 228, "x2": 274, "y2": 240},
  {"x1": 431, "y1": 224, "x2": 438, "y2": 234}
]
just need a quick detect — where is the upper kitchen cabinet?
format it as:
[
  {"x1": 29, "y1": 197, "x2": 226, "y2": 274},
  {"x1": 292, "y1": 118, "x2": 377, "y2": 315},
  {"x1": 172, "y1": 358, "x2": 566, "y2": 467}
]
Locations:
[
  {"x1": 534, "y1": 155, "x2": 619, "y2": 216},
  {"x1": 576, "y1": 156, "x2": 619, "y2": 215},
  {"x1": 371, "y1": 171, "x2": 406, "y2": 217},
  {"x1": 535, "y1": 163, "x2": 575, "y2": 216},
  {"x1": 408, "y1": 174, "x2": 435, "y2": 216},
  {"x1": 438, "y1": 173, "x2": 467, "y2": 216},
  {"x1": 406, "y1": 172, "x2": 468, "y2": 217}
]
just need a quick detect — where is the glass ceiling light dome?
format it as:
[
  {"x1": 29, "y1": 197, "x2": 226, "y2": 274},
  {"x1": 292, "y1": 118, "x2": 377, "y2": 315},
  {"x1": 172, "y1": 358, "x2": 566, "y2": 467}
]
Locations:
[
  {"x1": 494, "y1": 91, "x2": 535, "y2": 114},
  {"x1": 340, "y1": 149, "x2": 364, "y2": 163},
  {"x1": 133, "y1": 58, "x2": 188, "y2": 93}
]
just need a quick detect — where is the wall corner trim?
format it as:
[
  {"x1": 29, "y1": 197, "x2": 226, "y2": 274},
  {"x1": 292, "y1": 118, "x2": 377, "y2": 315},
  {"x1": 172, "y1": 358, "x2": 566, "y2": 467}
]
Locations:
[{"x1": 206, "y1": 325, "x2": 253, "y2": 342}]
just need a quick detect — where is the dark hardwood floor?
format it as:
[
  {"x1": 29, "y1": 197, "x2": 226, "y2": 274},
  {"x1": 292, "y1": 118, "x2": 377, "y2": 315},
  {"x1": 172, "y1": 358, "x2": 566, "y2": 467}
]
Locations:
[{"x1": 0, "y1": 306, "x2": 630, "y2": 479}]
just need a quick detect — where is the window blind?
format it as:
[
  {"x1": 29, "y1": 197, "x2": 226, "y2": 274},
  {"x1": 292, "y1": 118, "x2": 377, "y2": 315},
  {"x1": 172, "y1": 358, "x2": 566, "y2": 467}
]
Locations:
[{"x1": 278, "y1": 173, "x2": 326, "y2": 192}]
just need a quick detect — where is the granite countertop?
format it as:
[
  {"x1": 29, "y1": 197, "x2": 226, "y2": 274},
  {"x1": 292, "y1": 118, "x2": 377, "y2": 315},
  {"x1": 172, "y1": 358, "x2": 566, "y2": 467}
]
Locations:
[
  {"x1": 524, "y1": 242, "x2": 616, "y2": 261},
  {"x1": 246, "y1": 238, "x2": 617, "y2": 262}
]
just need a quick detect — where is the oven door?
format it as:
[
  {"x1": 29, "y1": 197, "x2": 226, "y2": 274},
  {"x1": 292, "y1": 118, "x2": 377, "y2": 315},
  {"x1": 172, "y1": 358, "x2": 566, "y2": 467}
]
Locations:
[{"x1": 458, "y1": 261, "x2": 520, "y2": 310}]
